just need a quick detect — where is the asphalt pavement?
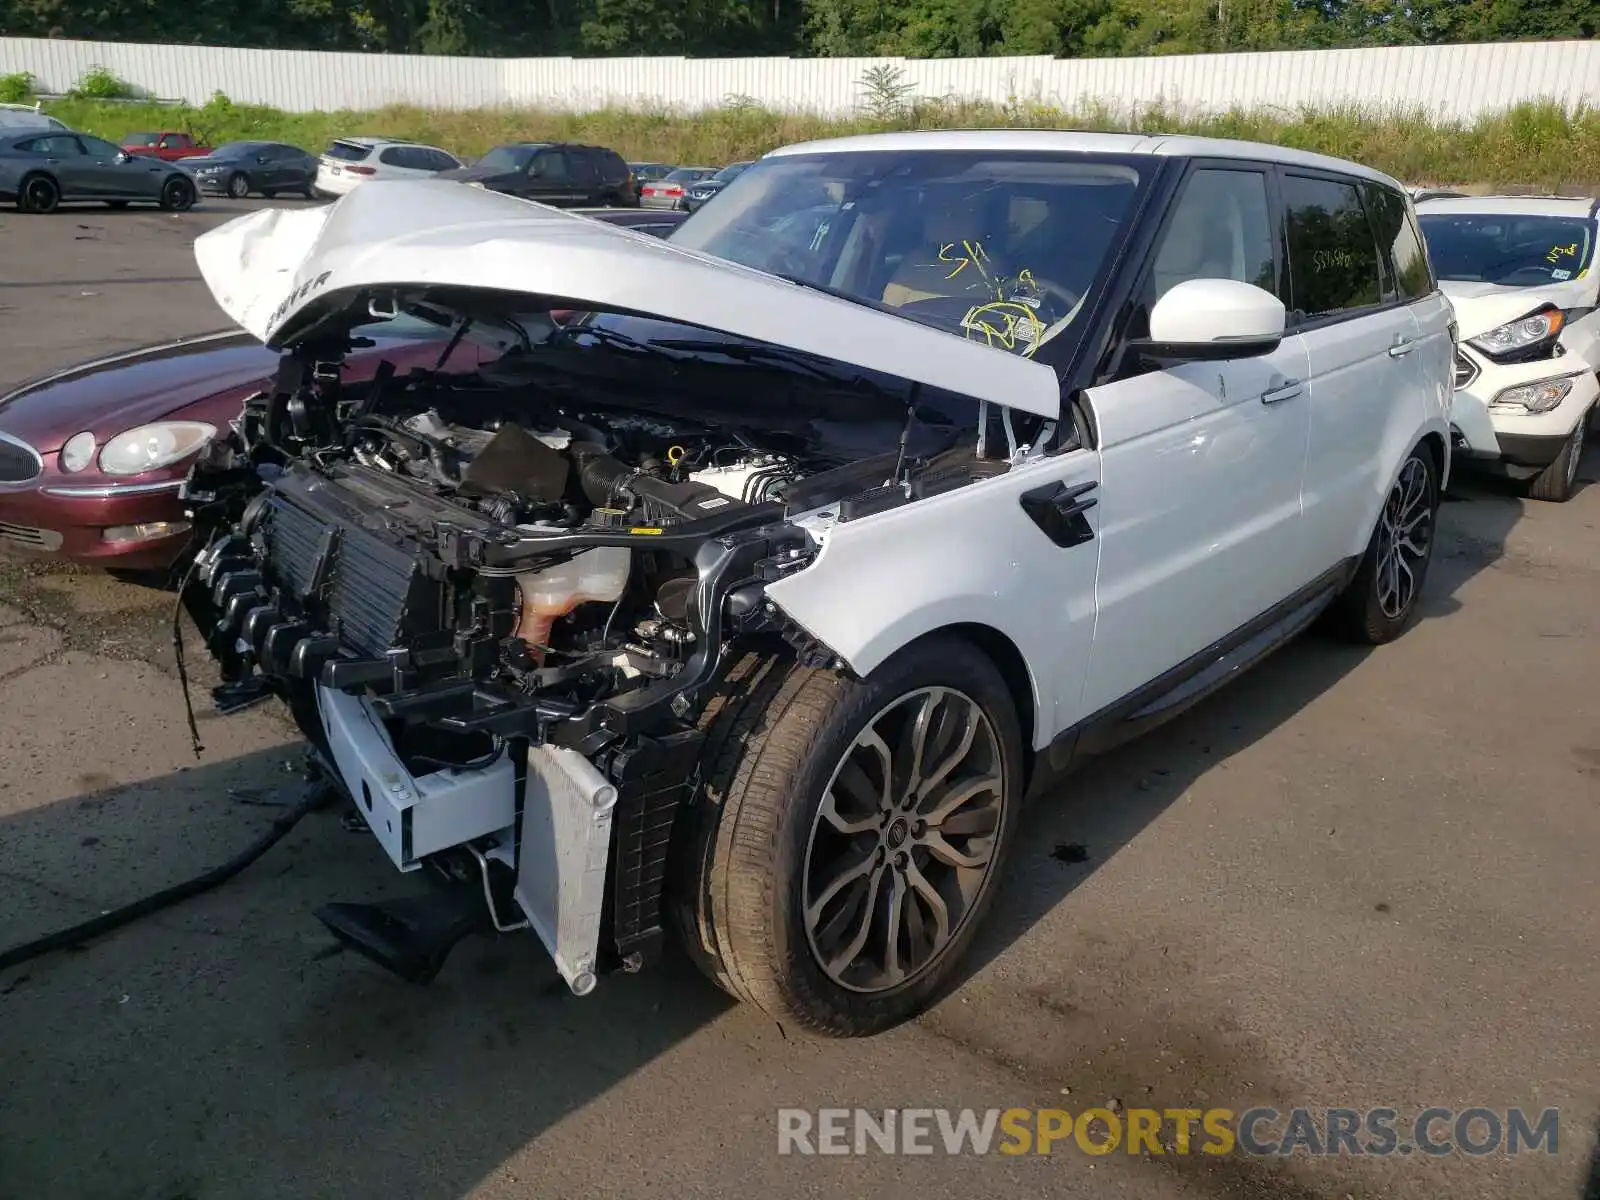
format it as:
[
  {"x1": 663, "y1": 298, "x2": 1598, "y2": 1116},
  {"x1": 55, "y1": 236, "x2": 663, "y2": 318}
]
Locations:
[{"x1": 1, "y1": 197, "x2": 1598, "y2": 1200}]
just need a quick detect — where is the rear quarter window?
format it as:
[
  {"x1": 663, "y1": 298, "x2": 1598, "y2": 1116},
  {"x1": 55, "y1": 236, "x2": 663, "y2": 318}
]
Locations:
[{"x1": 1361, "y1": 183, "x2": 1435, "y2": 302}]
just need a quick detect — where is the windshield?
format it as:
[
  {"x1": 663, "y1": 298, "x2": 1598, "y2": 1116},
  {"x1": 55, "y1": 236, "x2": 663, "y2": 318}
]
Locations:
[
  {"x1": 712, "y1": 161, "x2": 752, "y2": 183},
  {"x1": 123, "y1": 133, "x2": 158, "y2": 147},
  {"x1": 667, "y1": 149, "x2": 1145, "y2": 363},
  {"x1": 476, "y1": 144, "x2": 543, "y2": 174},
  {"x1": 1417, "y1": 213, "x2": 1596, "y2": 286}
]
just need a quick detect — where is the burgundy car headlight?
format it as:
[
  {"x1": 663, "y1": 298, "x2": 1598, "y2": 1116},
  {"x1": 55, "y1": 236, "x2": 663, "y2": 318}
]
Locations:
[
  {"x1": 60, "y1": 431, "x2": 97, "y2": 473},
  {"x1": 97, "y1": 421, "x2": 216, "y2": 476}
]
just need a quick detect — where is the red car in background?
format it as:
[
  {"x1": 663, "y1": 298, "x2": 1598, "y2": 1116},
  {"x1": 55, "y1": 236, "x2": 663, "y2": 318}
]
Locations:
[
  {"x1": 0, "y1": 207, "x2": 687, "y2": 575},
  {"x1": 121, "y1": 131, "x2": 211, "y2": 161}
]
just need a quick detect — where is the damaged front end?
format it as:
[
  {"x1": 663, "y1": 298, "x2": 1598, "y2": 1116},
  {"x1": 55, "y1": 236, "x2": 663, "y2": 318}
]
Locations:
[
  {"x1": 178, "y1": 340, "x2": 848, "y2": 992},
  {"x1": 175, "y1": 181, "x2": 1060, "y2": 993}
]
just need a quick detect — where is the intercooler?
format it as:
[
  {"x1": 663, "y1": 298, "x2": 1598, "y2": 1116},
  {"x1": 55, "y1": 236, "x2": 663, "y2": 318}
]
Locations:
[{"x1": 253, "y1": 466, "x2": 452, "y2": 661}]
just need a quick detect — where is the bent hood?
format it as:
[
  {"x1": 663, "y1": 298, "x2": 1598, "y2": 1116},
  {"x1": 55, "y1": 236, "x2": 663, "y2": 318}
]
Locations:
[
  {"x1": 1441, "y1": 278, "x2": 1590, "y2": 340},
  {"x1": 192, "y1": 178, "x2": 1063, "y2": 419}
]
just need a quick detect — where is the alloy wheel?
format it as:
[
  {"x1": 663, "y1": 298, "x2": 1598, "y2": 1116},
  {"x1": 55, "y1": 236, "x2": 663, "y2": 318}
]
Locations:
[
  {"x1": 164, "y1": 178, "x2": 196, "y2": 211},
  {"x1": 803, "y1": 686, "x2": 1006, "y2": 994},
  {"x1": 22, "y1": 176, "x2": 57, "y2": 213},
  {"x1": 1373, "y1": 456, "x2": 1434, "y2": 620},
  {"x1": 228, "y1": 173, "x2": 250, "y2": 198}
]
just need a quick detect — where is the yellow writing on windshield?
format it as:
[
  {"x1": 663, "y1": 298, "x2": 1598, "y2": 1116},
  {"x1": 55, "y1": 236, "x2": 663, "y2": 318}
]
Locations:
[
  {"x1": 960, "y1": 301, "x2": 1046, "y2": 358},
  {"x1": 1547, "y1": 242, "x2": 1579, "y2": 264},
  {"x1": 939, "y1": 240, "x2": 994, "y2": 285}
]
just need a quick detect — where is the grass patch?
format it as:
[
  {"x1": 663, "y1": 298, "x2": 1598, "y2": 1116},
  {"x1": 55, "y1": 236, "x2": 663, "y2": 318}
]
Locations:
[{"x1": 39, "y1": 93, "x2": 1600, "y2": 188}]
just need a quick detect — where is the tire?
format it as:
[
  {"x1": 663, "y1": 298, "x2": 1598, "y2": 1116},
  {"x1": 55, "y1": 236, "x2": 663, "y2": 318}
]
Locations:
[
  {"x1": 226, "y1": 172, "x2": 251, "y2": 199},
  {"x1": 1525, "y1": 408, "x2": 1589, "y2": 503},
  {"x1": 1328, "y1": 445, "x2": 1440, "y2": 645},
  {"x1": 673, "y1": 635, "x2": 1024, "y2": 1037},
  {"x1": 300, "y1": 183, "x2": 316, "y2": 200},
  {"x1": 18, "y1": 173, "x2": 59, "y2": 214},
  {"x1": 160, "y1": 176, "x2": 196, "y2": 212}
]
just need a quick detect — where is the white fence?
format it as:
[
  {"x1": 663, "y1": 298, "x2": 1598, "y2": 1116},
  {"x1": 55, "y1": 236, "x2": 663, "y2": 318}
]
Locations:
[{"x1": 2, "y1": 36, "x2": 1597, "y2": 120}]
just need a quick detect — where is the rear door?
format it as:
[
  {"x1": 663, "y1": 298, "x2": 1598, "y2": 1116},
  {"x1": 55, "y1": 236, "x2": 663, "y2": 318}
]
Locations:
[
  {"x1": 566, "y1": 148, "x2": 600, "y2": 205},
  {"x1": 1077, "y1": 161, "x2": 1313, "y2": 716},
  {"x1": 19, "y1": 135, "x2": 97, "y2": 198},
  {"x1": 1282, "y1": 171, "x2": 1426, "y2": 572}
]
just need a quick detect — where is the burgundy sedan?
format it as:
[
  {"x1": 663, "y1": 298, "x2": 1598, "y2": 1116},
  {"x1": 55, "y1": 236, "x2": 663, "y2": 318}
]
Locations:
[
  {"x1": 0, "y1": 328, "x2": 476, "y2": 571},
  {"x1": 0, "y1": 206, "x2": 688, "y2": 573}
]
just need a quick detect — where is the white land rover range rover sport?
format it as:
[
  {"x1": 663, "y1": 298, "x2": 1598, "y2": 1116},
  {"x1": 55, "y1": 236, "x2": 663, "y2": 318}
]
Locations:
[{"x1": 179, "y1": 131, "x2": 1454, "y2": 1037}]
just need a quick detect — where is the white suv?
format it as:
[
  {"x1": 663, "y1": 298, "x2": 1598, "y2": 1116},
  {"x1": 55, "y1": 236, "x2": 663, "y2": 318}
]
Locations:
[
  {"x1": 313, "y1": 136, "x2": 462, "y2": 197},
  {"x1": 1416, "y1": 195, "x2": 1599, "y2": 501},
  {"x1": 181, "y1": 131, "x2": 1453, "y2": 1036}
]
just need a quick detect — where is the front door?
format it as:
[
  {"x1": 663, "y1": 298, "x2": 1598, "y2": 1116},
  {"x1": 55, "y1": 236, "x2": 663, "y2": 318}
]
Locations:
[
  {"x1": 1077, "y1": 163, "x2": 1313, "y2": 717},
  {"x1": 78, "y1": 134, "x2": 164, "y2": 199}
]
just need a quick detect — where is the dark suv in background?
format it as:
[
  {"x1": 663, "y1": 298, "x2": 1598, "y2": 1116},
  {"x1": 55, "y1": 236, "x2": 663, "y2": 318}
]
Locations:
[{"x1": 440, "y1": 142, "x2": 638, "y2": 207}]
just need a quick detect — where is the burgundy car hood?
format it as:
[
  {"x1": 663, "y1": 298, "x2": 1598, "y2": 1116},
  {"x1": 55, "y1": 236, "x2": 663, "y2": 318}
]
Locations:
[{"x1": 0, "y1": 330, "x2": 275, "y2": 453}]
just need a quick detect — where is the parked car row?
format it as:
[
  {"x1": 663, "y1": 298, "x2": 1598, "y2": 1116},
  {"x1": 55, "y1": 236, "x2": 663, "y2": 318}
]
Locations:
[{"x1": 4, "y1": 99, "x2": 756, "y2": 215}]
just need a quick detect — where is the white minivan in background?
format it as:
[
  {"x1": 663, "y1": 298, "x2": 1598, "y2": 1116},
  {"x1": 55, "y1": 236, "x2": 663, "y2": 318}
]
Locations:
[{"x1": 314, "y1": 136, "x2": 462, "y2": 198}]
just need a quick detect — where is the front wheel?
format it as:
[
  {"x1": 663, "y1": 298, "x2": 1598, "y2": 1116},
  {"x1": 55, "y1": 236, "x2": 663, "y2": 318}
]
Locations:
[
  {"x1": 1525, "y1": 408, "x2": 1589, "y2": 503},
  {"x1": 674, "y1": 637, "x2": 1024, "y2": 1037},
  {"x1": 1328, "y1": 445, "x2": 1439, "y2": 644},
  {"x1": 160, "y1": 176, "x2": 196, "y2": 212}
]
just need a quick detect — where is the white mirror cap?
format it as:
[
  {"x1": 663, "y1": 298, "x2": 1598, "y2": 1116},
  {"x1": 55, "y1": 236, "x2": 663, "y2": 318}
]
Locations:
[{"x1": 1149, "y1": 278, "x2": 1287, "y2": 344}]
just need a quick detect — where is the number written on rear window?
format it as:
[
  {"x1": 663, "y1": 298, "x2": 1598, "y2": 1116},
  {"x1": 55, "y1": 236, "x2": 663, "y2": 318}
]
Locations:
[{"x1": 1282, "y1": 175, "x2": 1385, "y2": 321}]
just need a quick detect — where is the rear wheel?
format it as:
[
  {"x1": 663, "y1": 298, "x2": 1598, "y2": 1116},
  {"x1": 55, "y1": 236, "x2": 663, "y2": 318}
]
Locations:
[
  {"x1": 160, "y1": 175, "x2": 196, "y2": 211},
  {"x1": 1328, "y1": 446, "x2": 1439, "y2": 644},
  {"x1": 674, "y1": 636, "x2": 1023, "y2": 1037},
  {"x1": 226, "y1": 172, "x2": 251, "y2": 199},
  {"x1": 18, "y1": 173, "x2": 58, "y2": 213},
  {"x1": 1526, "y1": 408, "x2": 1589, "y2": 503}
]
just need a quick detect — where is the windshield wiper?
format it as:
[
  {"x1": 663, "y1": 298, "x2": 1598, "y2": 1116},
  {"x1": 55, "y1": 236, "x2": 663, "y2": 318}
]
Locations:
[
  {"x1": 771, "y1": 272, "x2": 911, "y2": 320},
  {"x1": 648, "y1": 337, "x2": 866, "y2": 386}
]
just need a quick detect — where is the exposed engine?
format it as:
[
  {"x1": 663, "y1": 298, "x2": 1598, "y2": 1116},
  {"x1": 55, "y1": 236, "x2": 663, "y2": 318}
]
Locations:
[{"x1": 178, "y1": 320, "x2": 1000, "y2": 988}]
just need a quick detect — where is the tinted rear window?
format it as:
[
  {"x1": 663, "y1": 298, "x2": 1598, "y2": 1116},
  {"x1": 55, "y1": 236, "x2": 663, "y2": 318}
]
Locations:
[
  {"x1": 662, "y1": 168, "x2": 711, "y2": 184},
  {"x1": 327, "y1": 141, "x2": 373, "y2": 162}
]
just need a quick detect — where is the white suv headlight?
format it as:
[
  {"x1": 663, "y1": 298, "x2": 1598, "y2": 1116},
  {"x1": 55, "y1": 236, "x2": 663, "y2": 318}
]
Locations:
[
  {"x1": 98, "y1": 422, "x2": 216, "y2": 475},
  {"x1": 1488, "y1": 374, "x2": 1581, "y2": 415},
  {"x1": 1466, "y1": 308, "x2": 1565, "y2": 360}
]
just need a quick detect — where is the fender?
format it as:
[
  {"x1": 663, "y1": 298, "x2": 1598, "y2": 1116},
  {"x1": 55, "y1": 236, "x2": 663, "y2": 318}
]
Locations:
[{"x1": 764, "y1": 453, "x2": 1104, "y2": 751}]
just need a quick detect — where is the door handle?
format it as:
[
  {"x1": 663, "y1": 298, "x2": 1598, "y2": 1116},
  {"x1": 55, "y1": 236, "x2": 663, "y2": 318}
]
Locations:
[
  {"x1": 1020, "y1": 480, "x2": 1098, "y2": 548},
  {"x1": 1260, "y1": 378, "x2": 1304, "y2": 405},
  {"x1": 1388, "y1": 335, "x2": 1415, "y2": 358}
]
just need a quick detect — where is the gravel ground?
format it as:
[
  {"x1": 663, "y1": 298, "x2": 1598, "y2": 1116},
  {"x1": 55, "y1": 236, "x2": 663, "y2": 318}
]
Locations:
[{"x1": 2, "y1": 198, "x2": 1598, "y2": 1200}]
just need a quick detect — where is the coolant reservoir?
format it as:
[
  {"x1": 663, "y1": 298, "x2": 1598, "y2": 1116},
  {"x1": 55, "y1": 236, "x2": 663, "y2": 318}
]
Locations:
[{"x1": 515, "y1": 547, "x2": 631, "y2": 659}]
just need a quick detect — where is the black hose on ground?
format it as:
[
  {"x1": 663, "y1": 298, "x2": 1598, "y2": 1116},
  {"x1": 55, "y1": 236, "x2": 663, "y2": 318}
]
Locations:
[{"x1": 0, "y1": 782, "x2": 327, "y2": 975}]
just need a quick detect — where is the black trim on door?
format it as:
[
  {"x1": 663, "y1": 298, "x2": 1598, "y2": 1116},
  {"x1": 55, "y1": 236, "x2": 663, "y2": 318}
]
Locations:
[
  {"x1": 1044, "y1": 555, "x2": 1361, "y2": 772},
  {"x1": 1084, "y1": 157, "x2": 1287, "y2": 390},
  {"x1": 1019, "y1": 479, "x2": 1098, "y2": 547}
]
